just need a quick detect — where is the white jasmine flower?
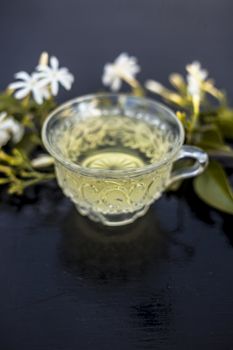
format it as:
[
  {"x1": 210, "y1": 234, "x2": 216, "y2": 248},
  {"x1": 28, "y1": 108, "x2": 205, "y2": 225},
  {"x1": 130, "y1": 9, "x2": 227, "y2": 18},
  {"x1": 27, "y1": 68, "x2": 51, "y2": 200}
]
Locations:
[
  {"x1": 31, "y1": 154, "x2": 54, "y2": 168},
  {"x1": 145, "y1": 80, "x2": 165, "y2": 94},
  {"x1": 102, "y1": 53, "x2": 140, "y2": 91},
  {"x1": 186, "y1": 61, "x2": 208, "y2": 80},
  {"x1": 186, "y1": 61, "x2": 208, "y2": 99},
  {"x1": 0, "y1": 112, "x2": 24, "y2": 147},
  {"x1": 9, "y1": 72, "x2": 49, "y2": 104},
  {"x1": 36, "y1": 56, "x2": 74, "y2": 96}
]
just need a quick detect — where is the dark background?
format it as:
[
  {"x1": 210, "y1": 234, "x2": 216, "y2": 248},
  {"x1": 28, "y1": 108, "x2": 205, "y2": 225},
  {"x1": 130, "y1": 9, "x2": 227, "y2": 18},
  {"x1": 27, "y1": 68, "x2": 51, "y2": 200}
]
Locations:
[
  {"x1": 0, "y1": 1, "x2": 233, "y2": 349},
  {"x1": 0, "y1": 0, "x2": 233, "y2": 98}
]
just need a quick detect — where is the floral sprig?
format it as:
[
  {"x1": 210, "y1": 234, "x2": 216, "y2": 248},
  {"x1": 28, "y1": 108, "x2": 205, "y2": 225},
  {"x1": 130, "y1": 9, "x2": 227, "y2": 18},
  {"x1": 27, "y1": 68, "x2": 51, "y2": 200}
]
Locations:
[
  {"x1": 0, "y1": 112, "x2": 24, "y2": 147},
  {"x1": 9, "y1": 52, "x2": 74, "y2": 104},
  {"x1": 102, "y1": 53, "x2": 144, "y2": 96},
  {"x1": 0, "y1": 52, "x2": 74, "y2": 194},
  {"x1": 102, "y1": 53, "x2": 140, "y2": 91},
  {"x1": 36, "y1": 55, "x2": 74, "y2": 96},
  {"x1": 102, "y1": 54, "x2": 233, "y2": 214}
]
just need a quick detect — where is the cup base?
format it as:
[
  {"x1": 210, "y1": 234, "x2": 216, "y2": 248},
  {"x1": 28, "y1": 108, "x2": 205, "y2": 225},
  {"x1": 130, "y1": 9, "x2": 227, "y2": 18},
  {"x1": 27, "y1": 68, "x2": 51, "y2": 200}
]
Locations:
[{"x1": 75, "y1": 204, "x2": 150, "y2": 226}]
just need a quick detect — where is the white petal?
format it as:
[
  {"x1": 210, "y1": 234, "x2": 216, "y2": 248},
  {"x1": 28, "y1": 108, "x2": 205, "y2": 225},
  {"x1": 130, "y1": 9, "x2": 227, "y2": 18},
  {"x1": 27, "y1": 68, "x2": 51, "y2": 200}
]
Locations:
[
  {"x1": 31, "y1": 72, "x2": 43, "y2": 82},
  {"x1": 67, "y1": 72, "x2": 74, "y2": 83},
  {"x1": 200, "y1": 69, "x2": 208, "y2": 80},
  {"x1": 60, "y1": 70, "x2": 74, "y2": 82},
  {"x1": 58, "y1": 73, "x2": 74, "y2": 90},
  {"x1": 13, "y1": 129, "x2": 24, "y2": 143},
  {"x1": 36, "y1": 76, "x2": 51, "y2": 87},
  {"x1": 59, "y1": 67, "x2": 69, "y2": 74},
  {"x1": 130, "y1": 62, "x2": 140, "y2": 74},
  {"x1": 0, "y1": 130, "x2": 10, "y2": 147},
  {"x1": 11, "y1": 122, "x2": 24, "y2": 143},
  {"x1": 187, "y1": 75, "x2": 201, "y2": 98},
  {"x1": 32, "y1": 88, "x2": 43, "y2": 104},
  {"x1": 51, "y1": 80, "x2": 59, "y2": 96},
  {"x1": 0, "y1": 112, "x2": 7, "y2": 122},
  {"x1": 102, "y1": 64, "x2": 116, "y2": 85},
  {"x1": 14, "y1": 87, "x2": 30, "y2": 99},
  {"x1": 0, "y1": 117, "x2": 24, "y2": 144},
  {"x1": 50, "y1": 56, "x2": 59, "y2": 70},
  {"x1": 58, "y1": 77, "x2": 71, "y2": 90},
  {"x1": 111, "y1": 78, "x2": 121, "y2": 91},
  {"x1": 192, "y1": 61, "x2": 201, "y2": 69},
  {"x1": 14, "y1": 71, "x2": 30, "y2": 81},
  {"x1": 8, "y1": 81, "x2": 27, "y2": 90},
  {"x1": 115, "y1": 52, "x2": 128, "y2": 64},
  {"x1": 36, "y1": 65, "x2": 50, "y2": 73},
  {"x1": 0, "y1": 118, "x2": 15, "y2": 130},
  {"x1": 102, "y1": 73, "x2": 110, "y2": 85}
]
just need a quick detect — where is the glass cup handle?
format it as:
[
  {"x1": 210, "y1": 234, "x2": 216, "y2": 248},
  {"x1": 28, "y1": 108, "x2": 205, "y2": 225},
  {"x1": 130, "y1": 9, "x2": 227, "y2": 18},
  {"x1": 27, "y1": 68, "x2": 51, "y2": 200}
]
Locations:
[{"x1": 167, "y1": 145, "x2": 209, "y2": 186}]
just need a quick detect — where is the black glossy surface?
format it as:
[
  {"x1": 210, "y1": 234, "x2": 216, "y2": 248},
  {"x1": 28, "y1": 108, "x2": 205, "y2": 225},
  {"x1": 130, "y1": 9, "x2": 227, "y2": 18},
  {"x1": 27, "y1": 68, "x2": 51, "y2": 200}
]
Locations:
[
  {"x1": 1, "y1": 185, "x2": 233, "y2": 350},
  {"x1": 1, "y1": 1, "x2": 233, "y2": 349}
]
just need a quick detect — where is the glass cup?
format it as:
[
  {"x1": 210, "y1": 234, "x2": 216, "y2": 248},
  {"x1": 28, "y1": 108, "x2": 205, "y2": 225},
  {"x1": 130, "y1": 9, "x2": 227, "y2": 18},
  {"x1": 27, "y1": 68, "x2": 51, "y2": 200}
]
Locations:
[{"x1": 42, "y1": 93, "x2": 208, "y2": 226}]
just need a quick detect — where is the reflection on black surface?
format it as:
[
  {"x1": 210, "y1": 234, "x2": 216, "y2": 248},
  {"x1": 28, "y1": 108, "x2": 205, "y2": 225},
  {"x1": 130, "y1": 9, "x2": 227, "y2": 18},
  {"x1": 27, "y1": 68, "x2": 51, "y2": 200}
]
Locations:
[
  {"x1": 60, "y1": 207, "x2": 168, "y2": 283},
  {"x1": 131, "y1": 293, "x2": 172, "y2": 339},
  {"x1": 221, "y1": 215, "x2": 233, "y2": 247},
  {"x1": 0, "y1": 183, "x2": 64, "y2": 212},
  {"x1": 183, "y1": 183, "x2": 216, "y2": 226},
  {"x1": 60, "y1": 207, "x2": 176, "y2": 339},
  {"x1": 183, "y1": 182, "x2": 233, "y2": 248}
]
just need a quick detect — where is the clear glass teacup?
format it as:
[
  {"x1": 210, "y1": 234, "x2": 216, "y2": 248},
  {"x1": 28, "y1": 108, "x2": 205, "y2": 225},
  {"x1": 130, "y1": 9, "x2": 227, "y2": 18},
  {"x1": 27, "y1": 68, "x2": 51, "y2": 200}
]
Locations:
[{"x1": 42, "y1": 94, "x2": 208, "y2": 226}]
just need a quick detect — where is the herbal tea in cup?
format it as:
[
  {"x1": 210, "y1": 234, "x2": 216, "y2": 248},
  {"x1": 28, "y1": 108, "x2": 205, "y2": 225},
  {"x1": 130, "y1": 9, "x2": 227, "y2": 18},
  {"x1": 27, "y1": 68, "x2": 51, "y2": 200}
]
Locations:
[{"x1": 42, "y1": 94, "x2": 208, "y2": 226}]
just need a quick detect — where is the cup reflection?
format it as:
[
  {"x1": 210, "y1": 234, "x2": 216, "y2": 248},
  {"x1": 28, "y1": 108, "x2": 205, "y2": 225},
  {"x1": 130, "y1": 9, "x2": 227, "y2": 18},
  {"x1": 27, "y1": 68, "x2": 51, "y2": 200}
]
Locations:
[{"x1": 60, "y1": 207, "x2": 169, "y2": 283}]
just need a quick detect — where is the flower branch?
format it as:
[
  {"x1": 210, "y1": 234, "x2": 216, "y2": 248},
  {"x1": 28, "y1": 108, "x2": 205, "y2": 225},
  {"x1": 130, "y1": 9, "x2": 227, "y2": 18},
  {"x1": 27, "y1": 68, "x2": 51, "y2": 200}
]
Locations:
[{"x1": 0, "y1": 51, "x2": 74, "y2": 194}]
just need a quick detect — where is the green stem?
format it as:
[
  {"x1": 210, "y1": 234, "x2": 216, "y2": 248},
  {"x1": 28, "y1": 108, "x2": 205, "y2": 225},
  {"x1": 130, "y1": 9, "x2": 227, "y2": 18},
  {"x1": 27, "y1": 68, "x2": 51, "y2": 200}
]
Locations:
[
  {"x1": 22, "y1": 94, "x2": 30, "y2": 108},
  {"x1": 21, "y1": 173, "x2": 55, "y2": 190},
  {"x1": 187, "y1": 97, "x2": 200, "y2": 143},
  {"x1": 0, "y1": 164, "x2": 13, "y2": 175},
  {"x1": 0, "y1": 178, "x2": 10, "y2": 185}
]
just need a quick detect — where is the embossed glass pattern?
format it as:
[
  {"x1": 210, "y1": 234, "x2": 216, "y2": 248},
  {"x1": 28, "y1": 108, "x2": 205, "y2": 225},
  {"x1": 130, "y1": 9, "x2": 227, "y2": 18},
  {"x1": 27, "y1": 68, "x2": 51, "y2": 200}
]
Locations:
[{"x1": 42, "y1": 94, "x2": 208, "y2": 226}]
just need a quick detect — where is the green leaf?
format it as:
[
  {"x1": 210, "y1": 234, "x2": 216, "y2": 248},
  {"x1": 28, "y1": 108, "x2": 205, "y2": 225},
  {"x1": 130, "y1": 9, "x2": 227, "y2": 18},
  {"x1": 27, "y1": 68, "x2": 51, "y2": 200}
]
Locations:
[
  {"x1": 216, "y1": 109, "x2": 233, "y2": 139},
  {"x1": 17, "y1": 132, "x2": 40, "y2": 154},
  {"x1": 193, "y1": 160, "x2": 233, "y2": 214},
  {"x1": 195, "y1": 126, "x2": 233, "y2": 154}
]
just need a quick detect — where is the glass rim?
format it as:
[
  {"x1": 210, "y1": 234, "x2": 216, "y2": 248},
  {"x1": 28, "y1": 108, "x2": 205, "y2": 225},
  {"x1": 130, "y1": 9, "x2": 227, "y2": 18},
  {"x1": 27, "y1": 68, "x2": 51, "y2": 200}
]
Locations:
[{"x1": 42, "y1": 93, "x2": 185, "y2": 178}]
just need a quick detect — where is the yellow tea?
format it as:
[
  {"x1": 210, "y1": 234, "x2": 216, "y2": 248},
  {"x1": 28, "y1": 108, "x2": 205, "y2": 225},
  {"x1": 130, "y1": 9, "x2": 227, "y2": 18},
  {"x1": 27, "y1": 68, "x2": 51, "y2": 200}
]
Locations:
[
  {"x1": 54, "y1": 115, "x2": 173, "y2": 222},
  {"x1": 58, "y1": 115, "x2": 173, "y2": 170}
]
